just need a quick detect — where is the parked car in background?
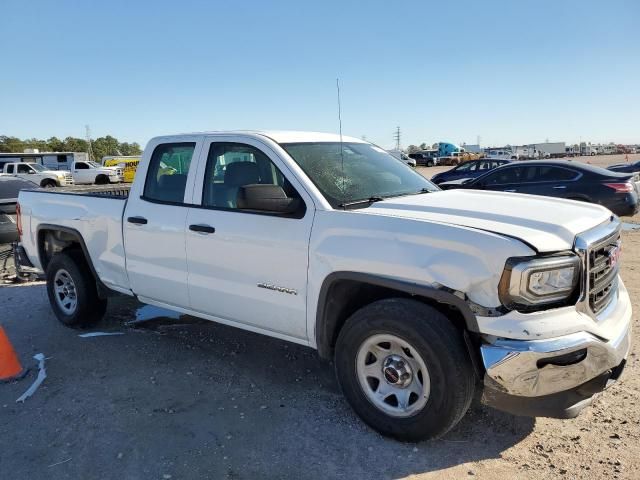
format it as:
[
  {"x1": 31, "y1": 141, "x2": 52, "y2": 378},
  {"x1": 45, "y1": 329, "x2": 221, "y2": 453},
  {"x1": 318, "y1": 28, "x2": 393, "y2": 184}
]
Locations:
[
  {"x1": 71, "y1": 160, "x2": 124, "y2": 185},
  {"x1": 608, "y1": 161, "x2": 640, "y2": 174},
  {"x1": 408, "y1": 151, "x2": 438, "y2": 167},
  {"x1": 387, "y1": 150, "x2": 416, "y2": 167},
  {"x1": 431, "y1": 159, "x2": 510, "y2": 185},
  {"x1": 0, "y1": 212, "x2": 18, "y2": 244},
  {"x1": 0, "y1": 176, "x2": 39, "y2": 213},
  {"x1": 440, "y1": 160, "x2": 639, "y2": 217},
  {"x1": 2, "y1": 162, "x2": 74, "y2": 188}
]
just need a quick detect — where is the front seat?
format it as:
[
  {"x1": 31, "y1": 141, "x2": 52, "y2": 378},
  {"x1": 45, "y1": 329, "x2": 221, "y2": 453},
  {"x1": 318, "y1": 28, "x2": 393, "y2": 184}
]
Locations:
[
  {"x1": 157, "y1": 174, "x2": 187, "y2": 203},
  {"x1": 215, "y1": 162, "x2": 260, "y2": 208}
]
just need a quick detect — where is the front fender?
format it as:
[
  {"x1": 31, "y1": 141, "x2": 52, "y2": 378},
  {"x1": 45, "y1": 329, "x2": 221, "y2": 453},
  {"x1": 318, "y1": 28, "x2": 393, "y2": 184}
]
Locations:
[{"x1": 307, "y1": 210, "x2": 535, "y2": 349}]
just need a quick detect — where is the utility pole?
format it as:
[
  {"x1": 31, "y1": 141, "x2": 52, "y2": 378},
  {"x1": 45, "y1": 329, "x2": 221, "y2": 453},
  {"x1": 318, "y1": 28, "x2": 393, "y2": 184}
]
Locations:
[
  {"x1": 393, "y1": 126, "x2": 401, "y2": 151},
  {"x1": 477, "y1": 135, "x2": 481, "y2": 147},
  {"x1": 85, "y1": 125, "x2": 94, "y2": 161}
]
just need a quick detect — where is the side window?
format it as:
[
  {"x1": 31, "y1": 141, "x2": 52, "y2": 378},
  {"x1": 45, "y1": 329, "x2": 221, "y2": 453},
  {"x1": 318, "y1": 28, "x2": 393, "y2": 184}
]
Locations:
[
  {"x1": 17, "y1": 164, "x2": 31, "y2": 174},
  {"x1": 143, "y1": 142, "x2": 195, "y2": 204},
  {"x1": 546, "y1": 167, "x2": 579, "y2": 181},
  {"x1": 456, "y1": 162, "x2": 472, "y2": 172},
  {"x1": 75, "y1": 162, "x2": 89, "y2": 170},
  {"x1": 202, "y1": 142, "x2": 300, "y2": 210},
  {"x1": 485, "y1": 167, "x2": 521, "y2": 185},
  {"x1": 6, "y1": 164, "x2": 14, "y2": 174},
  {"x1": 520, "y1": 166, "x2": 539, "y2": 183}
]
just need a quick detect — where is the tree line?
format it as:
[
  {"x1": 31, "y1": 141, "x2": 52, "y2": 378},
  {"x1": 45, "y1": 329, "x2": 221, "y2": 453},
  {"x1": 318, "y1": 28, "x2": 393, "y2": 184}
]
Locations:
[
  {"x1": 0, "y1": 135, "x2": 142, "y2": 161},
  {"x1": 406, "y1": 143, "x2": 433, "y2": 154}
]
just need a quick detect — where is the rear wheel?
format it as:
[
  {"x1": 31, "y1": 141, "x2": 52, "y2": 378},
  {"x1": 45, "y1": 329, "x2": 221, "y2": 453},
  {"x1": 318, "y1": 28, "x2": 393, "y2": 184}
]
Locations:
[
  {"x1": 46, "y1": 250, "x2": 107, "y2": 327},
  {"x1": 335, "y1": 298, "x2": 475, "y2": 441}
]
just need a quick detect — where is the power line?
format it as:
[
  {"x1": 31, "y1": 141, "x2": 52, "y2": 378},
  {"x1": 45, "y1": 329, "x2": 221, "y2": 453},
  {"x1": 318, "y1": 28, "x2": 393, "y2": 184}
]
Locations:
[
  {"x1": 393, "y1": 126, "x2": 401, "y2": 150},
  {"x1": 85, "y1": 125, "x2": 94, "y2": 161}
]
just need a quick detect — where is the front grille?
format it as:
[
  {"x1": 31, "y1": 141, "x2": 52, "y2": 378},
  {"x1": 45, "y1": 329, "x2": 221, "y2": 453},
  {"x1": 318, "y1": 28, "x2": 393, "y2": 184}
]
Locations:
[{"x1": 586, "y1": 230, "x2": 620, "y2": 314}]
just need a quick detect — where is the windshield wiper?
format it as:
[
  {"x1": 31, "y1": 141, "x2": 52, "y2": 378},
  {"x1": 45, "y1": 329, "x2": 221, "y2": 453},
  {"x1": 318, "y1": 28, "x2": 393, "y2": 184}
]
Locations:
[{"x1": 338, "y1": 196, "x2": 385, "y2": 208}]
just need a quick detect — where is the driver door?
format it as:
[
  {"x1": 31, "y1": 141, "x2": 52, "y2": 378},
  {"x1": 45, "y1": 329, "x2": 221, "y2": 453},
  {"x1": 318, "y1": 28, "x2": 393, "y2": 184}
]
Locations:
[
  {"x1": 73, "y1": 162, "x2": 92, "y2": 184},
  {"x1": 185, "y1": 136, "x2": 314, "y2": 341}
]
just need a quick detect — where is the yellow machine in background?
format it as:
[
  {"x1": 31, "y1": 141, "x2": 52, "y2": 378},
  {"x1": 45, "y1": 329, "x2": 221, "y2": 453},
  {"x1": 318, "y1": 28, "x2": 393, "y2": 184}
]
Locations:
[{"x1": 102, "y1": 156, "x2": 140, "y2": 183}]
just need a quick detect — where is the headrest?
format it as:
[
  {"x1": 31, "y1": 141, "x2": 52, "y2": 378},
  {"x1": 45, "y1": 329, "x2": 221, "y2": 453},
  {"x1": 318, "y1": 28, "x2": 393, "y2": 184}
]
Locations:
[{"x1": 224, "y1": 162, "x2": 260, "y2": 186}]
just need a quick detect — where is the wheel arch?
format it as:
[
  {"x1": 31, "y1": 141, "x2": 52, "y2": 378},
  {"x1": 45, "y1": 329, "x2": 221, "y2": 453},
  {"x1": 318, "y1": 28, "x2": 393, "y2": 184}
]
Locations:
[
  {"x1": 40, "y1": 178, "x2": 57, "y2": 187},
  {"x1": 315, "y1": 271, "x2": 480, "y2": 360},
  {"x1": 37, "y1": 224, "x2": 108, "y2": 297},
  {"x1": 95, "y1": 174, "x2": 110, "y2": 184}
]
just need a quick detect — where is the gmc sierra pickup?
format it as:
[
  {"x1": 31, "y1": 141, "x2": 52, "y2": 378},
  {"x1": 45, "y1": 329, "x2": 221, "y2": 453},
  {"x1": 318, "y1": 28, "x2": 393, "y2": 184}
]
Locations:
[{"x1": 15, "y1": 131, "x2": 632, "y2": 441}]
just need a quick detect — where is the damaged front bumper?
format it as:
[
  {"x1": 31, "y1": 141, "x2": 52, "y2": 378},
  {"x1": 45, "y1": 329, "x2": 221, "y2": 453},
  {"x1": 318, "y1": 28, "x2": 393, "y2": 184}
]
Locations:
[{"x1": 479, "y1": 298, "x2": 632, "y2": 418}]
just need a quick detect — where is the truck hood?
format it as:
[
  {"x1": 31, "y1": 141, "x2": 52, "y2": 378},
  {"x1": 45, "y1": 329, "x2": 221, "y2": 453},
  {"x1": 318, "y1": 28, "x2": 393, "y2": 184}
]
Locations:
[{"x1": 362, "y1": 190, "x2": 612, "y2": 252}]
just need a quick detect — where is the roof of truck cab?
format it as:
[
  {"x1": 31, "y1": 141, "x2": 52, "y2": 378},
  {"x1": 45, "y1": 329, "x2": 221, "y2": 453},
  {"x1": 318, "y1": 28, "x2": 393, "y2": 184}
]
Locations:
[{"x1": 170, "y1": 130, "x2": 367, "y2": 144}]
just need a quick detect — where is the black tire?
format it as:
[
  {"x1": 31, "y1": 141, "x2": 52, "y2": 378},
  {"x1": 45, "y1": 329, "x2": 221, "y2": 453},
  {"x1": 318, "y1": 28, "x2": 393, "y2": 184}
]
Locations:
[
  {"x1": 46, "y1": 250, "x2": 107, "y2": 327},
  {"x1": 41, "y1": 179, "x2": 57, "y2": 188},
  {"x1": 426, "y1": 160, "x2": 434, "y2": 167},
  {"x1": 335, "y1": 298, "x2": 475, "y2": 441},
  {"x1": 95, "y1": 175, "x2": 109, "y2": 185}
]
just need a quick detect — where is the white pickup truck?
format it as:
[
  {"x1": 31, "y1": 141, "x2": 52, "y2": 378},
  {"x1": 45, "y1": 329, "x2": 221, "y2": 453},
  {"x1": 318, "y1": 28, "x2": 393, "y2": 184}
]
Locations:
[
  {"x1": 15, "y1": 131, "x2": 631, "y2": 441},
  {"x1": 69, "y1": 160, "x2": 123, "y2": 185},
  {"x1": 2, "y1": 162, "x2": 74, "y2": 188}
]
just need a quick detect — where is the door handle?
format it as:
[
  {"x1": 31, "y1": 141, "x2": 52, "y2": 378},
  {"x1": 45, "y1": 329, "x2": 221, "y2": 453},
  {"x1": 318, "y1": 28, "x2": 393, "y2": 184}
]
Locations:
[
  {"x1": 127, "y1": 216, "x2": 148, "y2": 225},
  {"x1": 189, "y1": 224, "x2": 216, "y2": 234},
  {"x1": 553, "y1": 185, "x2": 567, "y2": 189},
  {"x1": 504, "y1": 189, "x2": 517, "y2": 192}
]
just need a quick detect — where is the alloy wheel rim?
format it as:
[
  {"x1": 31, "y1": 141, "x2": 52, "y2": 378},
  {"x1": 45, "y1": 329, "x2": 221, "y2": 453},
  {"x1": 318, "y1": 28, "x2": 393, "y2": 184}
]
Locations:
[
  {"x1": 356, "y1": 333, "x2": 430, "y2": 418},
  {"x1": 53, "y1": 269, "x2": 78, "y2": 314}
]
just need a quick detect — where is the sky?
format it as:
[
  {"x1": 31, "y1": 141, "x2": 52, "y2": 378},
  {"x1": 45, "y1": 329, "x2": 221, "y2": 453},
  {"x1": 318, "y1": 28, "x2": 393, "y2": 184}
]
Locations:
[{"x1": 1, "y1": 0, "x2": 638, "y2": 149}]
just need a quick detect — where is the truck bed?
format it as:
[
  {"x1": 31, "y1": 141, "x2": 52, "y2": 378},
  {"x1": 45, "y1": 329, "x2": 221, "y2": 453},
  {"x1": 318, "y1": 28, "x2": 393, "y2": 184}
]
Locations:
[
  {"x1": 46, "y1": 184, "x2": 131, "y2": 198},
  {"x1": 18, "y1": 186, "x2": 131, "y2": 293}
]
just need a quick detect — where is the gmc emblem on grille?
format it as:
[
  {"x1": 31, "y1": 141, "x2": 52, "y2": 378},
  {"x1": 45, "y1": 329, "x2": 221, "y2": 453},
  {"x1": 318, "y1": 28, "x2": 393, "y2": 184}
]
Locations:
[{"x1": 608, "y1": 244, "x2": 622, "y2": 268}]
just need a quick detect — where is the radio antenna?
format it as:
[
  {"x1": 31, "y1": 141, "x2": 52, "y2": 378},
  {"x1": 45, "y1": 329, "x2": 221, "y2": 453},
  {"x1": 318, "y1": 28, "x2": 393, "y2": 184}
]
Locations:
[{"x1": 336, "y1": 78, "x2": 345, "y2": 198}]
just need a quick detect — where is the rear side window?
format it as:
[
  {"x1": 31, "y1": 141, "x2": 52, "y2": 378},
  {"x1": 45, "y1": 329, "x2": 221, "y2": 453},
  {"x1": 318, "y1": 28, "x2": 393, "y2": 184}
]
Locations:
[
  {"x1": 538, "y1": 166, "x2": 579, "y2": 181},
  {"x1": 143, "y1": 142, "x2": 195, "y2": 204}
]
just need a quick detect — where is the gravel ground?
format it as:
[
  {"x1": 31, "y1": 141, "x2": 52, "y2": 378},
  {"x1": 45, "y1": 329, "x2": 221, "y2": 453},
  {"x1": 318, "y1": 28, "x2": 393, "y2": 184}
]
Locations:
[{"x1": 0, "y1": 153, "x2": 639, "y2": 479}]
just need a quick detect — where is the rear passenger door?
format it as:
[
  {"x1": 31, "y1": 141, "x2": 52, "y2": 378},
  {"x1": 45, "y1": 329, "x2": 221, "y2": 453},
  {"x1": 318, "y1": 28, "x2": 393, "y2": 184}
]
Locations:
[
  {"x1": 124, "y1": 138, "x2": 203, "y2": 307},
  {"x1": 184, "y1": 136, "x2": 314, "y2": 341}
]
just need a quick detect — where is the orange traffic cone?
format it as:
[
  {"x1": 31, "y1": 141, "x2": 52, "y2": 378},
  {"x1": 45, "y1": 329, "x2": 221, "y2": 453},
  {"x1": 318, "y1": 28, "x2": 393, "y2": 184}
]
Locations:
[{"x1": 0, "y1": 326, "x2": 23, "y2": 381}]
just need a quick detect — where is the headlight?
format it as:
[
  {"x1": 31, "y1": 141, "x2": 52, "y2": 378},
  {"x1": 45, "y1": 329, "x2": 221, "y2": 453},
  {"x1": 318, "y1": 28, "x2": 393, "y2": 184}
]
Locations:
[{"x1": 499, "y1": 255, "x2": 581, "y2": 309}]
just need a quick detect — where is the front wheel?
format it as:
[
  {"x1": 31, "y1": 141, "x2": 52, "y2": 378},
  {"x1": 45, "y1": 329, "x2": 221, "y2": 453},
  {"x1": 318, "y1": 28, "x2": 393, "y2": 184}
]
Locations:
[
  {"x1": 41, "y1": 180, "x2": 57, "y2": 188},
  {"x1": 426, "y1": 160, "x2": 434, "y2": 167},
  {"x1": 335, "y1": 298, "x2": 475, "y2": 441},
  {"x1": 95, "y1": 175, "x2": 109, "y2": 185},
  {"x1": 46, "y1": 251, "x2": 107, "y2": 327}
]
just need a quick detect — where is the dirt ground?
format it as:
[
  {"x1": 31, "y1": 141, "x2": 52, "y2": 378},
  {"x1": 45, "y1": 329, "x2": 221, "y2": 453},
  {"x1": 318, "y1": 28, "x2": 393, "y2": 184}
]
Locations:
[{"x1": 1, "y1": 153, "x2": 639, "y2": 479}]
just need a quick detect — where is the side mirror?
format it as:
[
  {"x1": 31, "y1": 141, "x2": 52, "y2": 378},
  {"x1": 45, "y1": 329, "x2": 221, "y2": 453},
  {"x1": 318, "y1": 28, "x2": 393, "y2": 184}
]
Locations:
[
  {"x1": 27, "y1": 170, "x2": 35, "y2": 174},
  {"x1": 237, "y1": 184, "x2": 304, "y2": 216}
]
